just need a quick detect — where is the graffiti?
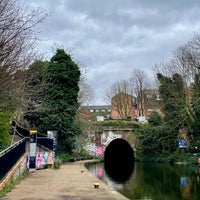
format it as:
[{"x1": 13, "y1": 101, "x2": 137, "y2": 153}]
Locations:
[
  {"x1": 48, "y1": 152, "x2": 54, "y2": 165},
  {"x1": 96, "y1": 146, "x2": 104, "y2": 156},
  {"x1": 84, "y1": 144, "x2": 104, "y2": 157},
  {"x1": 36, "y1": 152, "x2": 45, "y2": 168},
  {"x1": 27, "y1": 151, "x2": 54, "y2": 169}
]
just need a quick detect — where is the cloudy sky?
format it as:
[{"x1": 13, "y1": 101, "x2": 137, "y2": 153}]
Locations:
[{"x1": 26, "y1": 0, "x2": 200, "y2": 105}]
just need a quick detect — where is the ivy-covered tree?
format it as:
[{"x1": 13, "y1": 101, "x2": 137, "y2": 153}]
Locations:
[
  {"x1": 39, "y1": 49, "x2": 81, "y2": 153},
  {"x1": 190, "y1": 73, "x2": 200, "y2": 147},
  {"x1": 23, "y1": 60, "x2": 48, "y2": 128},
  {"x1": 0, "y1": 111, "x2": 12, "y2": 150},
  {"x1": 148, "y1": 111, "x2": 162, "y2": 126},
  {"x1": 140, "y1": 73, "x2": 188, "y2": 159},
  {"x1": 157, "y1": 73, "x2": 187, "y2": 128}
]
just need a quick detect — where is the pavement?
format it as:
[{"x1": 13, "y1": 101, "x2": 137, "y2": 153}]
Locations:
[{"x1": 1, "y1": 161, "x2": 128, "y2": 200}]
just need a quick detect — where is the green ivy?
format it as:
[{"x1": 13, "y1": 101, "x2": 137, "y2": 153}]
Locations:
[{"x1": 0, "y1": 111, "x2": 12, "y2": 151}]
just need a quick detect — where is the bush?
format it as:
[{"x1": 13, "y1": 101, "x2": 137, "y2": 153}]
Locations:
[{"x1": 0, "y1": 111, "x2": 12, "y2": 151}]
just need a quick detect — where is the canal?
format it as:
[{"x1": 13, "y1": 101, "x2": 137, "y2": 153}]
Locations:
[{"x1": 87, "y1": 162, "x2": 200, "y2": 200}]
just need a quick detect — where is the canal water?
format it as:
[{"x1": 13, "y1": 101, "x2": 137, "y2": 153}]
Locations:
[{"x1": 87, "y1": 162, "x2": 200, "y2": 200}]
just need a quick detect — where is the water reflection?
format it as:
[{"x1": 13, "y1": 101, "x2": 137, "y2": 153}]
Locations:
[
  {"x1": 87, "y1": 162, "x2": 200, "y2": 200},
  {"x1": 87, "y1": 162, "x2": 131, "y2": 190},
  {"x1": 104, "y1": 159, "x2": 134, "y2": 183},
  {"x1": 104, "y1": 138, "x2": 135, "y2": 183}
]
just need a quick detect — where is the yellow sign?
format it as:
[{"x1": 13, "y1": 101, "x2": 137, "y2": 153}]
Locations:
[{"x1": 30, "y1": 130, "x2": 37, "y2": 134}]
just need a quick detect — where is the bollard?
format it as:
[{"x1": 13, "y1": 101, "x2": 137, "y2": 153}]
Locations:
[{"x1": 94, "y1": 182, "x2": 99, "y2": 188}]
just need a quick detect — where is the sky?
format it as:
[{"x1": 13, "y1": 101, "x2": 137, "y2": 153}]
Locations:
[{"x1": 25, "y1": 0, "x2": 200, "y2": 105}]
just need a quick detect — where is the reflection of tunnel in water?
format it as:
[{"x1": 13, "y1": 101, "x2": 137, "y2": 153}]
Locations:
[{"x1": 104, "y1": 138, "x2": 135, "y2": 183}]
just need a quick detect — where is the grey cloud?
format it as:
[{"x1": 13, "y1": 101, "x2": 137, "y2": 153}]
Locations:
[{"x1": 25, "y1": 0, "x2": 200, "y2": 104}]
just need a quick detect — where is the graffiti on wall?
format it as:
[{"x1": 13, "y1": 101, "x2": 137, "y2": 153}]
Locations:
[
  {"x1": 84, "y1": 143, "x2": 104, "y2": 156},
  {"x1": 27, "y1": 151, "x2": 54, "y2": 169},
  {"x1": 96, "y1": 146, "x2": 104, "y2": 156}
]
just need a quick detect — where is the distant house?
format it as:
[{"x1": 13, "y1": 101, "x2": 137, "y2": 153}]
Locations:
[
  {"x1": 78, "y1": 90, "x2": 161, "y2": 121},
  {"x1": 140, "y1": 89, "x2": 161, "y2": 118},
  {"x1": 111, "y1": 90, "x2": 161, "y2": 120},
  {"x1": 111, "y1": 92, "x2": 138, "y2": 120},
  {"x1": 79, "y1": 105, "x2": 111, "y2": 121}
]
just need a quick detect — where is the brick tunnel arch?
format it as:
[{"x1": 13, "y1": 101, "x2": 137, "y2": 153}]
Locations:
[{"x1": 104, "y1": 138, "x2": 135, "y2": 182}]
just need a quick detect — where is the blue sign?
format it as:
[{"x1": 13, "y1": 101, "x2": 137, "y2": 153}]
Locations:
[
  {"x1": 178, "y1": 139, "x2": 187, "y2": 148},
  {"x1": 180, "y1": 177, "x2": 189, "y2": 187}
]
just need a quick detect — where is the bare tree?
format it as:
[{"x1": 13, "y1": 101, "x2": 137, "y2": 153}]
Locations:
[
  {"x1": 153, "y1": 32, "x2": 200, "y2": 121},
  {"x1": 78, "y1": 76, "x2": 94, "y2": 106},
  {"x1": 130, "y1": 69, "x2": 153, "y2": 116},
  {"x1": 105, "y1": 80, "x2": 134, "y2": 119},
  {"x1": 153, "y1": 33, "x2": 200, "y2": 84},
  {"x1": 0, "y1": 0, "x2": 47, "y2": 109}
]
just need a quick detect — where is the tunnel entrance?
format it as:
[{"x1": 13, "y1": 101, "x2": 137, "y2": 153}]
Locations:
[{"x1": 104, "y1": 138, "x2": 135, "y2": 183}]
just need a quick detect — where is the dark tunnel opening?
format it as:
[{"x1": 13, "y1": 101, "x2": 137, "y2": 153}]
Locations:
[{"x1": 104, "y1": 138, "x2": 135, "y2": 183}]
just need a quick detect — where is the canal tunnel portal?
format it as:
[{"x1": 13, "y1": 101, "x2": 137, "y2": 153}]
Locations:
[{"x1": 104, "y1": 138, "x2": 135, "y2": 182}]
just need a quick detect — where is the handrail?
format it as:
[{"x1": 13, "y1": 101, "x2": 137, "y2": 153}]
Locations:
[{"x1": 0, "y1": 138, "x2": 26, "y2": 157}]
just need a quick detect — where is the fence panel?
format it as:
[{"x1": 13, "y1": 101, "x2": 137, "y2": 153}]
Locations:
[
  {"x1": 37, "y1": 138, "x2": 53, "y2": 151},
  {"x1": 0, "y1": 139, "x2": 26, "y2": 181}
]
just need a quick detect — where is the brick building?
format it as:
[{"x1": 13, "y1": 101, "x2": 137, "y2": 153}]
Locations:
[{"x1": 111, "y1": 90, "x2": 161, "y2": 120}]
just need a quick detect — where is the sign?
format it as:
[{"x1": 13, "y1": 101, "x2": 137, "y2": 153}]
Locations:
[
  {"x1": 47, "y1": 130, "x2": 58, "y2": 155},
  {"x1": 180, "y1": 177, "x2": 189, "y2": 187},
  {"x1": 178, "y1": 139, "x2": 187, "y2": 148}
]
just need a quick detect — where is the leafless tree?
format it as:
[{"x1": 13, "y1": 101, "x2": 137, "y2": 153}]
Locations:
[
  {"x1": 105, "y1": 80, "x2": 134, "y2": 119},
  {"x1": 153, "y1": 32, "x2": 200, "y2": 127},
  {"x1": 0, "y1": 0, "x2": 47, "y2": 110},
  {"x1": 153, "y1": 33, "x2": 200, "y2": 84},
  {"x1": 130, "y1": 69, "x2": 153, "y2": 116},
  {"x1": 78, "y1": 76, "x2": 94, "y2": 106}
]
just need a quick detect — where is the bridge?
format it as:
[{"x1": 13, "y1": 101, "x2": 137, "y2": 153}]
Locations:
[
  {"x1": 99, "y1": 128, "x2": 135, "y2": 182},
  {"x1": 86, "y1": 127, "x2": 136, "y2": 156},
  {"x1": 84, "y1": 127, "x2": 136, "y2": 181}
]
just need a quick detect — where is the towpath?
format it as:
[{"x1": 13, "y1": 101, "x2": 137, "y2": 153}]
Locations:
[{"x1": 1, "y1": 161, "x2": 128, "y2": 200}]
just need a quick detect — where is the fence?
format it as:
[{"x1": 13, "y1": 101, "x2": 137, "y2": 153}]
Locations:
[
  {"x1": 0, "y1": 138, "x2": 26, "y2": 181},
  {"x1": 37, "y1": 137, "x2": 53, "y2": 151}
]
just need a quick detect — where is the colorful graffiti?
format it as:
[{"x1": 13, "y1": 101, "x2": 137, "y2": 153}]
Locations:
[
  {"x1": 96, "y1": 146, "x2": 104, "y2": 156},
  {"x1": 84, "y1": 143, "x2": 104, "y2": 156},
  {"x1": 27, "y1": 151, "x2": 54, "y2": 169}
]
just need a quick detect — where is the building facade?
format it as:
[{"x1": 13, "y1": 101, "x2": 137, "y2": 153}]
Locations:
[{"x1": 111, "y1": 90, "x2": 161, "y2": 120}]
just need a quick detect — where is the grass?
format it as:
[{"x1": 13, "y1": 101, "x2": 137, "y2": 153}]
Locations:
[{"x1": 0, "y1": 170, "x2": 27, "y2": 198}]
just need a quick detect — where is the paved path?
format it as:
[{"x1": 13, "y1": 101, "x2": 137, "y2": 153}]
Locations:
[{"x1": 1, "y1": 161, "x2": 128, "y2": 200}]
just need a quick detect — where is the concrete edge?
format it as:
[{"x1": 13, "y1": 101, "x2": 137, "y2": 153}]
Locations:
[{"x1": 79, "y1": 160, "x2": 129, "y2": 200}]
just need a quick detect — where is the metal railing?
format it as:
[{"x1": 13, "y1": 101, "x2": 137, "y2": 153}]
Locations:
[
  {"x1": 0, "y1": 138, "x2": 26, "y2": 181},
  {"x1": 37, "y1": 137, "x2": 53, "y2": 151}
]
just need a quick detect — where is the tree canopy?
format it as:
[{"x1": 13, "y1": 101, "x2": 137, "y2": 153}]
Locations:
[
  {"x1": 157, "y1": 73, "x2": 187, "y2": 128},
  {"x1": 26, "y1": 49, "x2": 81, "y2": 152}
]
